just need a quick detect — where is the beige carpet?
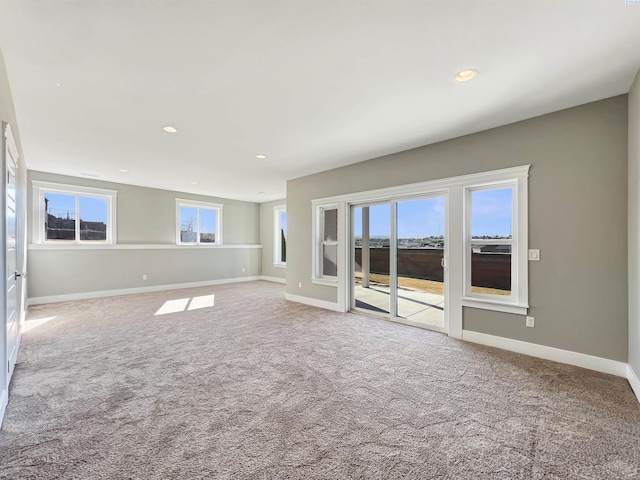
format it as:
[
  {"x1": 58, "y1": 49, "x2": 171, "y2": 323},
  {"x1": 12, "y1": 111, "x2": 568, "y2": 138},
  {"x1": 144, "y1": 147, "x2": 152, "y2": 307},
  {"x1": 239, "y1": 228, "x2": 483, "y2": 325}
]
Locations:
[{"x1": 0, "y1": 281, "x2": 639, "y2": 479}]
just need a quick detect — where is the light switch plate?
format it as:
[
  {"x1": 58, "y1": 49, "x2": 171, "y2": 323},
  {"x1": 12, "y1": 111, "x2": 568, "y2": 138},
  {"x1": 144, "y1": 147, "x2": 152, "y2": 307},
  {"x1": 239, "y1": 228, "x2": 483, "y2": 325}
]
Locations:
[{"x1": 528, "y1": 249, "x2": 540, "y2": 261}]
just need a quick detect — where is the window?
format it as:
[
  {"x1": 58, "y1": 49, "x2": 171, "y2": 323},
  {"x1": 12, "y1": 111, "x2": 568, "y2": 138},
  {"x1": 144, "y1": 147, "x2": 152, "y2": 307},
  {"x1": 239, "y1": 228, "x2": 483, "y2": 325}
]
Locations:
[
  {"x1": 468, "y1": 187, "x2": 513, "y2": 296},
  {"x1": 32, "y1": 181, "x2": 117, "y2": 245},
  {"x1": 463, "y1": 171, "x2": 528, "y2": 315},
  {"x1": 309, "y1": 165, "x2": 528, "y2": 322},
  {"x1": 274, "y1": 205, "x2": 287, "y2": 266},
  {"x1": 322, "y1": 208, "x2": 338, "y2": 277},
  {"x1": 312, "y1": 203, "x2": 339, "y2": 283},
  {"x1": 176, "y1": 199, "x2": 222, "y2": 245}
]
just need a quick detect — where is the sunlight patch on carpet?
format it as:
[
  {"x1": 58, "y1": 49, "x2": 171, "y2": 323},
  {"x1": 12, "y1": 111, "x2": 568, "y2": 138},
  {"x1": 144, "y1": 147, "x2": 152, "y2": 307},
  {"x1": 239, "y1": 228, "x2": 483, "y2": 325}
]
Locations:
[
  {"x1": 22, "y1": 316, "x2": 57, "y2": 333},
  {"x1": 155, "y1": 295, "x2": 215, "y2": 315},
  {"x1": 188, "y1": 294, "x2": 215, "y2": 311},
  {"x1": 155, "y1": 298, "x2": 190, "y2": 316}
]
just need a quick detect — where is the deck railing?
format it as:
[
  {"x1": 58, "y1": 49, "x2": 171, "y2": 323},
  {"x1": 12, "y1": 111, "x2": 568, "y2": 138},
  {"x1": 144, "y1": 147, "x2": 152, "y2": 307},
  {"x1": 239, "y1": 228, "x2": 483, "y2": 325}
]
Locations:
[{"x1": 354, "y1": 247, "x2": 511, "y2": 291}]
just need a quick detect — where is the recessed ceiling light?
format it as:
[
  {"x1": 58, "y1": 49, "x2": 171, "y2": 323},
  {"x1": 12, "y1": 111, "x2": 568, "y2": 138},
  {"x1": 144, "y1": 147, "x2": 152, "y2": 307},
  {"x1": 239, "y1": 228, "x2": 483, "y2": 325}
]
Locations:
[
  {"x1": 55, "y1": 83, "x2": 61, "y2": 87},
  {"x1": 256, "y1": 154, "x2": 267, "y2": 159},
  {"x1": 191, "y1": 181, "x2": 198, "y2": 185},
  {"x1": 118, "y1": 169, "x2": 129, "y2": 173},
  {"x1": 455, "y1": 69, "x2": 478, "y2": 82},
  {"x1": 162, "y1": 126, "x2": 178, "y2": 133}
]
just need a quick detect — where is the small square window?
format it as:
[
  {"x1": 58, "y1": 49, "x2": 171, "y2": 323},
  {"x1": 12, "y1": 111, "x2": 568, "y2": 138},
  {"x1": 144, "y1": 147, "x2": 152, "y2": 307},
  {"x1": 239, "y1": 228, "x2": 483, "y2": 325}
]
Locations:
[{"x1": 176, "y1": 199, "x2": 222, "y2": 245}]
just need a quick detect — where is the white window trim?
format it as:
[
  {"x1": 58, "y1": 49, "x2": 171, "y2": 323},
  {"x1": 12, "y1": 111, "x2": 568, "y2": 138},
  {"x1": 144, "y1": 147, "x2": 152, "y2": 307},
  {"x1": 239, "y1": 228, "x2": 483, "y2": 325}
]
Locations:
[
  {"x1": 175, "y1": 198, "x2": 223, "y2": 245},
  {"x1": 32, "y1": 180, "x2": 117, "y2": 246},
  {"x1": 311, "y1": 202, "x2": 339, "y2": 286},
  {"x1": 462, "y1": 174, "x2": 529, "y2": 315},
  {"x1": 309, "y1": 165, "x2": 530, "y2": 331},
  {"x1": 273, "y1": 205, "x2": 287, "y2": 267}
]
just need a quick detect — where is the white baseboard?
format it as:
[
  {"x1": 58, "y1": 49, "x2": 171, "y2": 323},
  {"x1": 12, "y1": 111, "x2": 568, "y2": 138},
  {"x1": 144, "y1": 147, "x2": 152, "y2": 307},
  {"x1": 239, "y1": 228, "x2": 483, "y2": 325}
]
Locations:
[
  {"x1": 628, "y1": 365, "x2": 640, "y2": 404},
  {"x1": 27, "y1": 276, "x2": 263, "y2": 306},
  {"x1": 260, "y1": 276, "x2": 286, "y2": 284},
  {"x1": 285, "y1": 293, "x2": 343, "y2": 312},
  {"x1": 462, "y1": 330, "x2": 628, "y2": 378}
]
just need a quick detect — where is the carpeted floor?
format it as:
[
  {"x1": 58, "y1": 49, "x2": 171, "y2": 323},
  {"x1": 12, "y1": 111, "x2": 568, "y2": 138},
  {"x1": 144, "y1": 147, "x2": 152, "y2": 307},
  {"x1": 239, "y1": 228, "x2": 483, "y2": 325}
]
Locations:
[{"x1": 0, "y1": 281, "x2": 639, "y2": 479}]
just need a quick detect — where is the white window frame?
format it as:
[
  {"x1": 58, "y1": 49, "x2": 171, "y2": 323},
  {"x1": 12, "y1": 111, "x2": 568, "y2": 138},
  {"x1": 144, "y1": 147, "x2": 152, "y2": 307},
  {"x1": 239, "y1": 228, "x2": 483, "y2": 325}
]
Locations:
[
  {"x1": 32, "y1": 181, "x2": 117, "y2": 245},
  {"x1": 462, "y1": 173, "x2": 528, "y2": 315},
  {"x1": 273, "y1": 205, "x2": 287, "y2": 267},
  {"x1": 309, "y1": 165, "x2": 529, "y2": 335},
  {"x1": 312, "y1": 203, "x2": 339, "y2": 285},
  {"x1": 175, "y1": 198, "x2": 223, "y2": 245}
]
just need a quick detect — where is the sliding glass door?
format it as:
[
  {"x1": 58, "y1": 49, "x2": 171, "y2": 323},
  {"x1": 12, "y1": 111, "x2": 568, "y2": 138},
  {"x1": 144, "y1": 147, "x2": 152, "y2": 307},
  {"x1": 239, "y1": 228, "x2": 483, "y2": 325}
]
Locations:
[
  {"x1": 351, "y1": 195, "x2": 447, "y2": 332},
  {"x1": 395, "y1": 197, "x2": 445, "y2": 329},
  {"x1": 353, "y1": 204, "x2": 391, "y2": 315}
]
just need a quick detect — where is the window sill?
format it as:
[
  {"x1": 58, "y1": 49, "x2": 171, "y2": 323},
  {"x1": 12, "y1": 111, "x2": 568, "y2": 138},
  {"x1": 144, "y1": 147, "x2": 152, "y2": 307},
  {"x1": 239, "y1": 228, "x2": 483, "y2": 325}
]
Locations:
[
  {"x1": 28, "y1": 243, "x2": 262, "y2": 250},
  {"x1": 311, "y1": 277, "x2": 338, "y2": 287},
  {"x1": 30, "y1": 242, "x2": 114, "y2": 248},
  {"x1": 176, "y1": 243, "x2": 223, "y2": 247},
  {"x1": 462, "y1": 296, "x2": 528, "y2": 316},
  {"x1": 273, "y1": 263, "x2": 286, "y2": 269}
]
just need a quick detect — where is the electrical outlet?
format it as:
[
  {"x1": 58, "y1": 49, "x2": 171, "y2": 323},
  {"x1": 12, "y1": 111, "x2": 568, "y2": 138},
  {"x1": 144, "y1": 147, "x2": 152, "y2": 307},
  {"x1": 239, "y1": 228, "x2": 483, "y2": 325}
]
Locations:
[
  {"x1": 242, "y1": 267, "x2": 245, "y2": 273},
  {"x1": 528, "y1": 249, "x2": 540, "y2": 261},
  {"x1": 142, "y1": 274, "x2": 147, "y2": 281},
  {"x1": 298, "y1": 281, "x2": 302, "y2": 288},
  {"x1": 526, "y1": 316, "x2": 535, "y2": 328}
]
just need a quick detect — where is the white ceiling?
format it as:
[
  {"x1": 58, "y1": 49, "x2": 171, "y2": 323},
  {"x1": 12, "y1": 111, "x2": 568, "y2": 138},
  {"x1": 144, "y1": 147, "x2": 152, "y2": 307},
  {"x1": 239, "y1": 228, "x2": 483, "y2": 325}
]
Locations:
[{"x1": 1, "y1": 1, "x2": 640, "y2": 203}]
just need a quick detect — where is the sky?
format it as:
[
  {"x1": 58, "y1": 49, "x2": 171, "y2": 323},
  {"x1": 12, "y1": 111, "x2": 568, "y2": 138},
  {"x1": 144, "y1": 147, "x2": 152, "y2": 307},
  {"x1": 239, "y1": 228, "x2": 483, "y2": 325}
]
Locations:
[
  {"x1": 471, "y1": 188, "x2": 512, "y2": 237},
  {"x1": 179, "y1": 206, "x2": 216, "y2": 233},
  {"x1": 353, "y1": 188, "x2": 512, "y2": 238},
  {"x1": 281, "y1": 211, "x2": 287, "y2": 236},
  {"x1": 45, "y1": 193, "x2": 107, "y2": 223}
]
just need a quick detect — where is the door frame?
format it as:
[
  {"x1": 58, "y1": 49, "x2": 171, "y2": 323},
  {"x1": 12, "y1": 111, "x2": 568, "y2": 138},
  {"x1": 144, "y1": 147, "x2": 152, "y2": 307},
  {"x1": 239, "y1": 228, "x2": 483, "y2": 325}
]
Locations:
[
  {"x1": 1, "y1": 122, "x2": 24, "y2": 425},
  {"x1": 348, "y1": 192, "x2": 450, "y2": 334}
]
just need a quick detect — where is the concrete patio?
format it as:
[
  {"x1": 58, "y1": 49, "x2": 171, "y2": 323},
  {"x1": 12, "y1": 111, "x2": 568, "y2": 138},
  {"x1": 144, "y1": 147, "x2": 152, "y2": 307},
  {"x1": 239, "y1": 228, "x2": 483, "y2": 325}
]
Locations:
[{"x1": 354, "y1": 283, "x2": 444, "y2": 328}]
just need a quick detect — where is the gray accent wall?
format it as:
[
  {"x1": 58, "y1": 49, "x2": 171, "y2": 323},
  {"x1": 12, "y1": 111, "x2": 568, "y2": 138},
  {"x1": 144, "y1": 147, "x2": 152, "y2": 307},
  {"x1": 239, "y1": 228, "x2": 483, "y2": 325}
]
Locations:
[
  {"x1": 260, "y1": 199, "x2": 286, "y2": 280},
  {"x1": 629, "y1": 69, "x2": 640, "y2": 377},
  {"x1": 287, "y1": 96, "x2": 628, "y2": 361},
  {"x1": 27, "y1": 171, "x2": 261, "y2": 300}
]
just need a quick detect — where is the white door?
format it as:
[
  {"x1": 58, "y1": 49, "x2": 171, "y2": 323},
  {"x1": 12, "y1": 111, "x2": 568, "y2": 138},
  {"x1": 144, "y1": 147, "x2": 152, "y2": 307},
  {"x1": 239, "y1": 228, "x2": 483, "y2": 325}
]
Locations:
[{"x1": 5, "y1": 124, "x2": 20, "y2": 385}]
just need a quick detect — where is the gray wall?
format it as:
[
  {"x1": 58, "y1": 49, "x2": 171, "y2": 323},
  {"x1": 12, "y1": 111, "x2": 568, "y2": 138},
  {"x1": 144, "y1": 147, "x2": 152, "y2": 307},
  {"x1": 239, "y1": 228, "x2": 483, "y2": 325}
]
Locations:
[
  {"x1": 287, "y1": 96, "x2": 628, "y2": 361},
  {"x1": 260, "y1": 199, "x2": 286, "y2": 280},
  {"x1": 27, "y1": 247, "x2": 261, "y2": 299},
  {"x1": 27, "y1": 171, "x2": 262, "y2": 300},
  {"x1": 629, "y1": 69, "x2": 640, "y2": 376}
]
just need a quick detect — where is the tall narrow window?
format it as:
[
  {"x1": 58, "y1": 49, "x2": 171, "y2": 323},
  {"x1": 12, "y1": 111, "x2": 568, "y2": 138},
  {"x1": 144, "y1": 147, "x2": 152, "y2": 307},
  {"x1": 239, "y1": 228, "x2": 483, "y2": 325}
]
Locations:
[
  {"x1": 176, "y1": 199, "x2": 222, "y2": 245},
  {"x1": 312, "y1": 203, "x2": 339, "y2": 284},
  {"x1": 468, "y1": 187, "x2": 513, "y2": 297},
  {"x1": 32, "y1": 181, "x2": 117, "y2": 245},
  {"x1": 274, "y1": 205, "x2": 287, "y2": 266},
  {"x1": 321, "y1": 206, "x2": 338, "y2": 278}
]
